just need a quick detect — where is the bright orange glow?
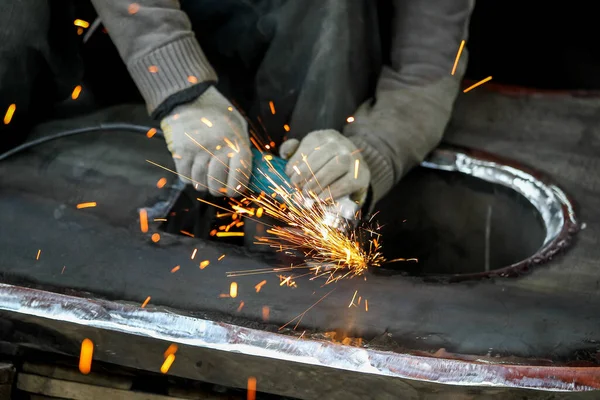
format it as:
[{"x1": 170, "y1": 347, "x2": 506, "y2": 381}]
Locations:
[
  {"x1": 262, "y1": 306, "x2": 270, "y2": 321},
  {"x1": 161, "y1": 354, "x2": 175, "y2": 374},
  {"x1": 79, "y1": 339, "x2": 94, "y2": 375},
  {"x1": 156, "y1": 177, "x2": 167, "y2": 188},
  {"x1": 141, "y1": 296, "x2": 151, "y2": 308},
  {"x1": 139, "y1": 209, "x2": 148, "y2": 233},
  {"x1": 230, "y1": 282, "x2": 238, "y2": 298},
  {"x1": 148, "y1": 65, "x2": 159, "y2": 73},
  {"x1": 256, "y1": 208, "x2": 264, "y2": 218},
  {"x1": 237, "y1": 301, "x2": 245, "y2": 312},
  {"x1": 255, "y1": 280, "x2": 267, "y2": 293},
  {"x1": 269, "y1": 101, "x2": 276, "y2": 115},
  {"x1": 36, "y1": 249, "x2": 41, "y2": 260},
  {"x1": 171, "y1": 265, "x2": 180, "y2": 273},
  {"x1": 452, "y1": 40, "x2": 466, "y2": 75},
  {"x1": 283, "y1": 124, "x2": 290, "y2": 132},
  {"x1": 3, "y1": 104, "x2": 15, "y2": 125},
  {"x1": 74, "y1": 19, "x2": 90, "y2": 28},
  {"x1": 200, "y1": 260, "x2": 210, "y2": 269},
  {"x1": 218, "y1": 254, "x2": 225, "y2": 261},
  {"x1": 201, "y1": 117, "x2": 213, "y2": 127},
  {"x1": 71, "y1": 85, "x2": 82, "y2": 100},
  {"x1": 247, "y1": 377, "x2": 257, "y2": 400},
  {"x1": 463, "y1": 76, "x2": 493, "y2": 93},
  {"x1": 187, "y1": 75, "x2": 198, "y2": 84},
  {"x1": 146, "y1": 128, "x2": 157, "y2": 138},
  {"x1": 216, "y1": 232, "x2": 244, "y2": 237},
  {"x1": 128, "y1": 3, "x2": 140, "y2": 14},
  {"x1": 76, "y1": 202, "x2": 96, "y2": 209},
  {"x1": 191, "y1": 249, "x2": 197, "y2": 259},
  {"x1": 164, "y1": 344, "x2": 178, "y2": 358},
  {"x1": 346, "y1": 116, "x2": 355, "y2": 123},
  {"x1": 151, "y1": 233, "x2": 160, "y2": 242}
]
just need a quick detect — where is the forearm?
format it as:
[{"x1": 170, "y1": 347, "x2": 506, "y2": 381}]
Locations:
[
  {"x1": 89, "y1": 0, "x2": 217, "y2": 117},
  {"x1": 346, "y1": 0, "x2": 473, "y2": 205}
]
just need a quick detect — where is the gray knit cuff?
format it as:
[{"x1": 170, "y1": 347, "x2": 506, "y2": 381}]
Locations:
[
  {"x1": 348, "y1": 135, "x2": 396, "y2": 211},
  {"x1": 127, "y1": 35, "x2": 218, "y2": 114}
]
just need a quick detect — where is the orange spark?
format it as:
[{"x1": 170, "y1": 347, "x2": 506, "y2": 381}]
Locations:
[
  {"x1": 128, "y1": 3, "x2": 140, "y2": 14},
  {"x1": 156, "y1": 177, "x2": 167, "y2": 188},
  {"x1": 148, "y1": 65, "x2": 159, "y2": 73},
  {"x1": 146, "y1": 128, "x2": 157, "y2": 138},
  {"x1": 216, "y1": 232, "x2": 244, "y2": 237},
  {"x1": 200, "y1": 260, "x2": 210, "y2": 269},
  {"x1": 218, "y1": 254, "x2": 225, "y2": 261},
  {"x1": 161, "y1": 354, "x2": 175, "y2": 374},
  {"x1": 283, "y1": 124, "x2": 290, "y2": 132},
  {"x1": 139, "y1": 209, "x2": 148, "y2": 233},
  {"x1": 255, "y1": 280, "x2": 267, "y2": 293},
  {"x1": 191, "y1": 249, "x2": 197, "y2": 259},
  {"x1": 219, "y1": 294, "x2": 231, "y2": 298},
  {"x1": 237, "y1": 301, "x2": 245, "y2": 312},
  {"x1": 346, "y1": 116, "x2": 355, "y2": 123},
  {"x1": 151, "y1": 233, "x2": 160, "y2": 242},
  {"x1": 3, "y1": 104, "x2": 15, "y2": 125},
  {"x1": 36, "y1": 249, "x2": 41, "y2": 260},
  {"x1": 76, "y1": 202, "x2": 96, "y2": 209},
  {"x1": 74, "y1": 19, "x2": 90, "y2": 28},
  {"x1": 365, "y1": 299, "x2": 369, "y2": 312},
  {"x1": 77, "y1": 27, "x2": 84, "y2": 35},
  {"x1": 452, "y1": 40, "x2": 466, "y2": 76},
  {"x1": 187, "y1": 75, "x2": 198, "y2": 84},
  {"x1": 200, "y1": 117, "x2": 213, "y2": 127},
  {"x1": 141, "y1": 296, "x2": 151, "y2": 308},
  {"x1": 354, "y1": 159, "x2": 359, "y2": 179},
  {"x1": 247, "y1": 377, "x2": 257, "y2": 400},
  {"x1": 164, "y1": 344, "x2": 178, "y2": 358},
  {"x1": 230, "y1": 282, "x2": 238, "y2": 298},
  {"x1": 348, "y1": 290, "x2": 358, "y2": 308},
  {"x1": 171, "y1": 265, "x2": 180, "y2": 273},
  {"x1": 262, "y1": 306, "x2": 270, "y2": 321},
  {"x1": 256, "y1": 208, "x2": 264, "y2": 218},
  {"x1": 79, "y1": 338, "x2": 93, "y2": 375},
  {"x1": 180, "y1": 230, "x2": 194, "y2": 237},
  {"x1": 71, "y1": 85, "x2": 82, "y2": 100},
  {"x1": 268, "y1": 101, "x2": 276, "y2": 115},
  {"x1": 463, "y1": 76, "x2": 493, "y2": 93}
]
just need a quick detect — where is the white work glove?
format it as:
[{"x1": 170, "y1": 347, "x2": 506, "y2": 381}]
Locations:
[
  {"x1": 160, "y1": 87, "x2": 252, "y2": 197},
  {"x1": 280, "y1": 129, "x2": 370, "y2": 206}
]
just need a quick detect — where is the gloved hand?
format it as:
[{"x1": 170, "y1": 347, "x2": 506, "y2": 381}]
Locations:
[
  {"x1": 280, "y1": 129, "x2": 370, "y2": 206},
  {"x1": 160, "y1": 87, "x2": 252, "y2": 197}
]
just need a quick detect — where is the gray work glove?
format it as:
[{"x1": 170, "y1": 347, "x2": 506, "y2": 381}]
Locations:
[
  {"x1": 280, "y1": 129, "x2": 370, "y2": 207},
  {"x1": 160, "y1": 87, "x2": 252, "y2": 197}
]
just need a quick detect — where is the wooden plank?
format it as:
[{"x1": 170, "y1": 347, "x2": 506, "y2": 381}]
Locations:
[
  {"x1": 17, "y1": 373, "x2": 188, "y2": 400},
  {"x1": 22, "y1": 363, "x2": 132, "y2": 390}
]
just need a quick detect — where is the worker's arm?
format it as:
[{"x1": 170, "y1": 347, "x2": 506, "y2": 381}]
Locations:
[
  {"x1": 344, "y1": 0, "x2": 474, "y2": 208},
  {"x1": 89, "y1": 0, "x2": 217, "y2": 119},
  {"x1": 89, "y1": 0, "x2": 252, "y2": 196}
]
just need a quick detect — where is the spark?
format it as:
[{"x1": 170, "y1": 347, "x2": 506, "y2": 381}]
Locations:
[
  {"x1": 139, "y1": 209, "x2": 148, "y2": 233},
  {"x1": 154, "y1": 218, "x2": 166, "y2": 222},
  {"x1": 200, "y1": 260, "x2": 210, "y2": 269},
  {"x1": 61, "y1": 266, "x2": 66, "y2": 274},
  {"x1": 74, "y1": 19, "x2": 90, "y2": 28},
  {"x1": 71, "y1": 85, "x2": 82, "y2": 100},
  {"x1": 247, "y1": 377, "x2": 257, "y2": 400},
  {"x1": 187, "y1": 75, "x2": 198, "y2": 84},
  {"x1": 283, "y1": 124, "x2": 290, "y2": 132},
  {"x1": 216, "y1": 232, "x2": 244, "y2": 237},
  {"x1": 151, "y1": 233, "x2": 160, "y2": 242},
  {"x1": 36, "y1": 249, "x2": 41, "y2": 260},
  {"x1": 180, "y1": 230, "x2": 194, "y2": 237},
  {"x1": 146, "y1": 128, "x2": 157, "y2": 138},
  {"x1": 280, "y1": 288, "x2": 336, "y2": 331},
  {"x1": 463, "y1": 76, "x2": 493, "y2": 93},
  {"x1": 365, "y1": 299, "x2": 368, "y2": 312},
  {"x1": 262, "y1": 306, "x2": 270, "y2": 321},
  {"x1": 164, "y1": 344, "x2": 178, "y2": 358},
  {"x1": 256, "y1": 207, "x2": 264, "y2": 218},
  {"x1": 128, "y1": 3, "x2": 140, "y2": 14},
  {"x1": 346, "y1": 116, "x2": 355, "y2": 123},
  {"x1": 191, "y1": 249, "x2": 197, "y2": 259},
  {"x1": 141, "y1": 296, "x2": 151, "y2": 308},
  {"x1": 218, "y1": 254, "x2": 225, "y2": 261},
  {"x1": 227, "y1": 106, "x2": 233, "y2": 112},
  {"x1": 230, "y1": 282, "x2": 238, "y2": 298},
  {"x1": 452, "y1": 40, "x2": 466, "y2": 75},
  {"x1": 292, "y1": 165, "x2": 301, "y2": 175},
  {"x1": 201, "y1": 117, "x2": 213, "y2": 127},
  {"x1": 269, "y1": 101, "x2": 276, "y2": 115},
  {"x1": 156, "y1": 177, "x2": 167, "y2": 188},
  {"x1": 354, "y1": 159, "x2": 359, "y2": 179},
  {"x1": 255, "y1": 280, "x2": 267, "y2": 293},
  {"x1": 79, "y1": 338, "x2": 93, "y2": 375},
  {"x1": 278, "y1": 275, "x2": 297, "y2": 288},
  {"x1": 76, "y1": 202, "x2": 96, "y2": 209},
  {"x1": 237, "y1": 301, "x2": 245, "y2": 312},
  {"x1": 148, "y1": 65, "x2": 159, "y2": 73},
  {"x1": 171, "y1": 265, "x2": 180, "y2": 273},
  {"x1": 3, "y1": 104, "x2": 16, "y2": 125},
  {"x1": 161, "y1": 354, "x2": 175, "y2": 374},
  {"x1": 348, "y1": 290, "x2": 358, "y2": 308}
]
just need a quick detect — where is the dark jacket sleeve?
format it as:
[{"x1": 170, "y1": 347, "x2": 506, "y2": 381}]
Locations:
[
  {"x1": 345, "y1": 0, "x2": 474, "y2": 207},
  {"x1": 89, "y1": 0, "x2": 218, "y2": 116}
]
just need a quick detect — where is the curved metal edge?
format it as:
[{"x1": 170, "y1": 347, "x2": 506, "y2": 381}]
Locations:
[
  {"x1": 0, "y1": 283, "x2": 598, "y2": 392},
  {"x1": 420, "y1": 145, "x2": 579, "y2": 281}
]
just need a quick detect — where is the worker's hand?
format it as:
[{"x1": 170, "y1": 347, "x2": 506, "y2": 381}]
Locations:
[
  {"x1": 280, "y1": 129, "x2": 370, "y2": 206},
  {"x1": 160, "y1": 87, "x2": 252, "y2": 197}
]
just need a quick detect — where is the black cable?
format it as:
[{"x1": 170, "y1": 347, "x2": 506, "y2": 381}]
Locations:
[{"x1": 0, "y1": 123, "x2": 163, "y2": 162}]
